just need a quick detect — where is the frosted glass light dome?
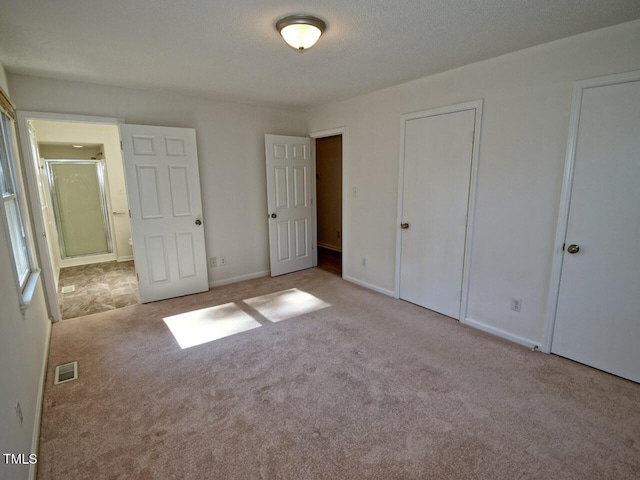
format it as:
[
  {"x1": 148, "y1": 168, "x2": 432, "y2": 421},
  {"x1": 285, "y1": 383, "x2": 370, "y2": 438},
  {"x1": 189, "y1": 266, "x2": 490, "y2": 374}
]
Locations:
[{"x1": 276, "y1": 15, "x2": 326, "y2": 51}]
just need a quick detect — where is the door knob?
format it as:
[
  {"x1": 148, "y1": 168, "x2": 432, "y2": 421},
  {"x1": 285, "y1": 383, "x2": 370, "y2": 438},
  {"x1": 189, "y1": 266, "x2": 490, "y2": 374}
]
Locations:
[
  {"x1": 401, "y1": 222, "x2": 410, "y2": 229},
  {"x1": 271, "y1": 213, "x2": 277, "y2": 218},
  {"x1": 567, "y1": 244, "x2": 579, "y2": 254},
  {"x1": 195, "y1": 219, "x2": 202, "y2": 225}
]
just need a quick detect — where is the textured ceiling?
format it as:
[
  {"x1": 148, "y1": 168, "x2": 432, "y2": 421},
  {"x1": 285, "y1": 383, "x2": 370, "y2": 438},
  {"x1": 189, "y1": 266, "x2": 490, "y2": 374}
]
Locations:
[{"x1": 1, "y1": 1, "x2": 640, "y2": 108}]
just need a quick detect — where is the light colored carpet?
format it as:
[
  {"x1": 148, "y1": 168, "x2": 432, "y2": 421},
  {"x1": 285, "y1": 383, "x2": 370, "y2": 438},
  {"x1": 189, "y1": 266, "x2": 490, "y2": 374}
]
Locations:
[{"x1": 38, "y1": 268, "x2": 639, "y2": 479}]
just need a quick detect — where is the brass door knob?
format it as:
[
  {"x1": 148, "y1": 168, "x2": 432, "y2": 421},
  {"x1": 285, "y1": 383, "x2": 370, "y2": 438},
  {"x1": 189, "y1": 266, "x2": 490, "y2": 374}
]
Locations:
[
  {"x1": 195, "y1": 219, "x2": 202, "y2": 225},
  {"x1": 401, "y1": 223, "x2": 410, "y2": 229},
  {"x1": 271, "y1": 213, "x2": 277, "y2": 218}
]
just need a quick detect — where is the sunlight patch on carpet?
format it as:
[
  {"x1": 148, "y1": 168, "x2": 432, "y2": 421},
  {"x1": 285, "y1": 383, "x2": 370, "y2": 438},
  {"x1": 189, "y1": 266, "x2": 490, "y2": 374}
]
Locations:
[
  {"x1": 163, "y1": 303, "x2": 261, "y2": 349},
  {"x1": 244, "y1": 288, "x2": 331, "y2": 323}
]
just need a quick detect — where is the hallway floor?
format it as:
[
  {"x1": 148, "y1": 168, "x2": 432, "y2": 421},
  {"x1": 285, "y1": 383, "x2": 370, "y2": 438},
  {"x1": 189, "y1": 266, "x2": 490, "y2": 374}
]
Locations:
[
  {"x1": 317, "y1": 246, "x2": 342, "y2": 276},
  {"x1": 58, "y1": 261, "x2": 139, "y2": 319}
]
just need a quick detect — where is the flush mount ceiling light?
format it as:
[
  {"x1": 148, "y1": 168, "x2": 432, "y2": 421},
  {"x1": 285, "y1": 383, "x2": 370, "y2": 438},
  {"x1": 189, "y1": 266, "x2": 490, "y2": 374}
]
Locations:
[{"x1": 276, "y1": 14, "x2": 326, "y2": 51}]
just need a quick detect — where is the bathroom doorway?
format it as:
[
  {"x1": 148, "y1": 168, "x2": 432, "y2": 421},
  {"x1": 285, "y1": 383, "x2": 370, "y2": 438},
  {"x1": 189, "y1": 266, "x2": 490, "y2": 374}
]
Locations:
[{"x1": 28, "y1": 119, "x2": 139, "y2": 319}]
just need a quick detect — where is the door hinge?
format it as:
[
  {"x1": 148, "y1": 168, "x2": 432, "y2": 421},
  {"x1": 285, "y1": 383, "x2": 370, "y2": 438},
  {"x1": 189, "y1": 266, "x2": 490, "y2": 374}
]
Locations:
[
  {"x1": 128, "y1": 209, "x2": 131, "y2": 218},
  {"x1": 136, "y1": 273, "x2": 139, "y2": 281},
  {"x1": 120, "y1": 141, "x2": 123, "y2": 150},
  {"x1": 471, "y1": 130, "x2": 475, "y2": 144}
]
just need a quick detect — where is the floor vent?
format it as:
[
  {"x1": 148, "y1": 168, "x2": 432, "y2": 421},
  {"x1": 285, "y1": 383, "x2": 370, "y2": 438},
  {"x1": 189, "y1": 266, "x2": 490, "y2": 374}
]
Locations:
[
  {"x1": 54, "y1": 361, "x2": 78, "y2": 385},
  {"x1": 61, "y1": 285, "x2": 75, "y2": 294}
]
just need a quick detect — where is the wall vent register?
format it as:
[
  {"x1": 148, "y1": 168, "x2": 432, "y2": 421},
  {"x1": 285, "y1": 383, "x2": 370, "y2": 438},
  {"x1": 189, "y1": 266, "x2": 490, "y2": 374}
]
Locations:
[{"x1": 54, "y1": 361, "x2": 78, "y2": 384}]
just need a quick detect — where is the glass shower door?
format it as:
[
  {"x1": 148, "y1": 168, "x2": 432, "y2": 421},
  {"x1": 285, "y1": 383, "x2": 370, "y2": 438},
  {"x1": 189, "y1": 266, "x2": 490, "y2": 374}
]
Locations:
[{"x1": 47, "y1": 160, "x2": 113, "y2": 258}]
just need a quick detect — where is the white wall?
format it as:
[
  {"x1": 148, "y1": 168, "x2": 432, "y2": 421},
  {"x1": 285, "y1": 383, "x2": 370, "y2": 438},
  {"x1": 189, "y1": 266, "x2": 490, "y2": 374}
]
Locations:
[
  {"x1": 38, "y1": 144, "x2": 102, "y2": 159},
  {"x1": 307, "y1": 20, "x2": 640, "y2": 346},
  {"x1": 8, "y1": 76, "x2": 308, "y2": 286},
  {"x1": 0, "y1": 65, "x2": 8, "y2": 95},
  {"x1": 0, "y1": 63, "x2": 51, "y2": 480},
  {"x1": 33, "y1": 121, "x2": 133, "y2": 262},
  {"x1": 6, "y1": 20, "x2": 640, "y2": 351}
]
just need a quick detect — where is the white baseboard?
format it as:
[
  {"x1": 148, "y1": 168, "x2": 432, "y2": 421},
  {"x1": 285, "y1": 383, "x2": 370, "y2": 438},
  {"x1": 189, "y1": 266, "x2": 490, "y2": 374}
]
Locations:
[
  {"x1": 117, "y1": 255, "x2": 134, "y2": 262},
  {"x1": 317, "y1": 242, "x2": 342, "y2": 252},
  {"x1": 209, "y1": 270, "x2": 270, "y2": 288},
  {"x1": 462, "y1": 317, "x2": 540, "y2": 350},
  {"x1": 343, "y1": 275, "x2": 395, "y2": 297},
  {"x1": 30, "y1": 320, "x2": 52, "y2": 480}
]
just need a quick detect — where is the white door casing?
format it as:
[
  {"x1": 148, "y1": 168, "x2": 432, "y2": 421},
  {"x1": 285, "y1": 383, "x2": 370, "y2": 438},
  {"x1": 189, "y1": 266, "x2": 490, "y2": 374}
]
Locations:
[
  {"x1": 265, "y1": 135, "x2": 314, "y2": 277},
  {"x1": 23, "y1": 123, "x2": 60, "y2": 319},
  {"x1": 121, "y1": 125, "x2": 208, "y2": 303},
  {"x1": 397, "y1": 103, "x2": 479, "y2": 320},
  {"x1": 548, "y1": 74, "x2": 640, "y2": 383}
]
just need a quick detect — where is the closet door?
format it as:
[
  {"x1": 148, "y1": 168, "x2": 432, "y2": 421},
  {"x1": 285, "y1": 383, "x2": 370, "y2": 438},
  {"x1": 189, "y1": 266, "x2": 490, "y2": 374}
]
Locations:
[
  {"x1": 399, "y1": 108, "x2": 476, "y2": 319},
  {"x1": 551, "y1": 78, "x2": 640, "y2": 383}
]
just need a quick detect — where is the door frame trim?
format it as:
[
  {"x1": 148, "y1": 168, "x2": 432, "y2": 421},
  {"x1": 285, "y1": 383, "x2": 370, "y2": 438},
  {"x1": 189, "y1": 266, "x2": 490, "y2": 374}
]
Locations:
[
  {"x1": 309, "y1": 127, "x2": 346, "y2": 278},
  {"x1": 542, "y1": 69, "x2": 640, "y2": 353},
  {"x1": 395, "y1": 99, "x2": 483, "y2": 322},
  {"x1": 16, "y1": 111, "x2": 123, "y2": 321}
]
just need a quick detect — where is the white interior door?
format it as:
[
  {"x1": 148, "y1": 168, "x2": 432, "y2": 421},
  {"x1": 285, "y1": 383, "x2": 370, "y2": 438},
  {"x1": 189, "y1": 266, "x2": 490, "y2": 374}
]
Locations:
[
  {"x1": 121, "y1": 124, "x2": 208, "y2": 303},
  {"x1": 551, "y1": 79, "x2": 640, "y2": 383},
  {"x1": 399, "y1": 108, "x2": 476, "y2": 319},
  {"x1": 265, "y1": 135, "x2": 313, "y2": 277}
]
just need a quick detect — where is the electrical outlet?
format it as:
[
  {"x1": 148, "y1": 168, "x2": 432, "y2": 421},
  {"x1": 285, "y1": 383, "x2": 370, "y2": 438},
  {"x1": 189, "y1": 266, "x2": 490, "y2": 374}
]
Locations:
[
  {"x1": 209, "y1": 257, "x2": 217, "y2": 268},
  {"x1": 361, "y1": 257, "x2": 366, "y2": 267},
  {"x1": 511, "y1": 297, "x2": 522, "y2": 312},
  {"x1": 220, "y1": 256, "x2": 227, "y2": 266},
  {"x1": 15, "y1": 401, "x2": 23, "y2": 425}
]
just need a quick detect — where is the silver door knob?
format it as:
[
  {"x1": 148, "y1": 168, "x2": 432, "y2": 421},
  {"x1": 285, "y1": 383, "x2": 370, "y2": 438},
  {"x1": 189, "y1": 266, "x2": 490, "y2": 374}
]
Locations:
[
  {"x1": 271, "y1": 213, "x2": 277, "y2": 218},
  {"x1": 401, "y1": 222, "x2": 410, "y2": 229},
  {"x1": 567, "y1": 244, "x2": 579, "y2": 254},
  {"x1": 195, "y1": 219, "x2": 202, "y2": 226}
]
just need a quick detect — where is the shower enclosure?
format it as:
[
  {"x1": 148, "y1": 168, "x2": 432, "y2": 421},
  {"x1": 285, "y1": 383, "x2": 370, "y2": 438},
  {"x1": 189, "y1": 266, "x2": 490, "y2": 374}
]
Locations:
[{"x1": 46, "y1": 160, "x2": 113, "y2": 259}]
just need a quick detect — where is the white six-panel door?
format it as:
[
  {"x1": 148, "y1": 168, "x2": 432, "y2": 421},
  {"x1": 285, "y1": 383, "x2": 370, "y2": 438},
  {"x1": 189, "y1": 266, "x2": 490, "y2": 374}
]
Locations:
[
  {"x1": 265, "y1": 135, "x2": 313, "y2": 277},
  {"x1": 551, "y1": 77, "x2": 640, "y2": 383},
  {"x1": 399, "y1": 108, "x2": 476, "y2": 319},
  {"x1": 121, "y1": 125, "x2": 208, "y2": 303}
]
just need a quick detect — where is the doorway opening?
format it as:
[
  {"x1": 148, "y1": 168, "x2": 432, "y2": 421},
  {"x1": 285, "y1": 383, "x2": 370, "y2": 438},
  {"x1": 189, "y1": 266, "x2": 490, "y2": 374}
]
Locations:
[
  {"x1": 27, "y1": 117, "x2": 139, "y2": 319},
  {"x1": 315, "y1": 134, "x2": 342, "y2": 276}
]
